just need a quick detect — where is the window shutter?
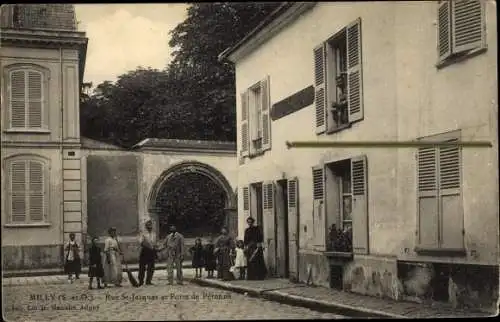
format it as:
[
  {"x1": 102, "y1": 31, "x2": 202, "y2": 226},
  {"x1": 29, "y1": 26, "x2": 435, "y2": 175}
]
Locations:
[
  {"x1": 240, "y1": 91, "x2": 250, "y2": 157},
  {"x1": 260, "y1": 76, "x2": 271, "y2": 151},
  {"x1": 452, "y1": 0, "x2": 484, "y2": 54},
  {"x1": 347, "y1": 18, "x2": 364, "y2": 123},
  {"x1": 287, "y1": 178, "x2": 299, "y2": 279},
  {"x1": 312, "y1": 165, "x2": 325, "y2": 248},
  {"x1": 417, "y1": 147, "x2": 439, "y2": 248},
  {"x1": 262, "y1": 181, "x2": 276, "y2": 276},
  {"x1": 439, "y1": 140, "x2": 463, "y2": 249},
  {"x1": 351, "y1": 155, "x2": 368, "y2": 254},
  {"x1": 28, "y1": 71, "x2": 43, "y2": 128},
  {"x1": 242, "y1": 186, "x2": 250, "y2": 220},
  {"x1": 28, "y1": 161, "x2": 45, "y2": 222},
  {"x1": 10, "y1": 70, "x2": 26, "y2": 128},
  {"x1": 313, "y1": 44, "x2": 327, "y2": 134},
  {"x1": 437, "y1": 1, "x2": 452, "y2": 61},
  {"x1": 10, "y1": 161, "x2": 27, "y2": 222}
]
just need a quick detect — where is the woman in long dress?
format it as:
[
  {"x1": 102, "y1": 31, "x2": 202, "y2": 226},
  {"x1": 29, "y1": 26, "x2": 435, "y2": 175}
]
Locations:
[
  {"x1": 244, "y1": 217, "x2": 267, "y2": 280},
  {"x1": 214, "y1": 227, "x2": 235, "y2": 281},
  {"x1": 102, "y1": 227, "x2": 123, "y2": 287}
]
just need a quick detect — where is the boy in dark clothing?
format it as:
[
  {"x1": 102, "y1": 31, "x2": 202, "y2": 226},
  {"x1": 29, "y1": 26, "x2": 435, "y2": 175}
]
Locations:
[
  {"x1": 88, "y1": 237, "x2": 104, "y2": 289},
  {"x1": 190, "y1": 238, "x2": 205, "y2": 278},
  {"x1": 204, "y1": 236, "x2": 216, "y2": 278}
]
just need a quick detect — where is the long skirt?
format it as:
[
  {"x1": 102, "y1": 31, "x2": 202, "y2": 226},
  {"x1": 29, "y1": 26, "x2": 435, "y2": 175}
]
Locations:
[
  {"x1": 216, "y1": 248, "x2": 234, "y2": 281},
  {"x1": 103, "y1": 251, "x2": 123, "y2": 285},
  {"x1": 64, "y1": 258, "x2": 81, "y2": 275},
  {"x1": 246, "y1": 245, "x2": 267, "y2": 280}
]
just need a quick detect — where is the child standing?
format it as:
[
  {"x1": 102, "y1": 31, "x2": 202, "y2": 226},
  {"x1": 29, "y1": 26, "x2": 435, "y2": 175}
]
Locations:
[
  {"x1": 204, "y1": 236, "x2": 216, "y2": 278},
  {"x1": 234, "y1": 240, "x2": 247, "y2": 280},
  {"x1": 64, "y1": 233, "x2": 81, "y2": 283},
  {"x1": 190, "y1": 238, "x2": 205, "y2": 278},
  {"x1": 88, "y1": 237, "x2": 105, "y2": 289}
]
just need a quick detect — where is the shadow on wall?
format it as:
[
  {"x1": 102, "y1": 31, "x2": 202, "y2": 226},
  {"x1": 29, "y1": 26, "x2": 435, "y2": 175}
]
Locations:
[{"x1": 343, "y1": 264, "x2": 404, "y2": 301}]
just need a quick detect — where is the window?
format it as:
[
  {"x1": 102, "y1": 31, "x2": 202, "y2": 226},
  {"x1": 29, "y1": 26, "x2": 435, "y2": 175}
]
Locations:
[
  {"x1": 6, "y1": 157, "x2": 49, "y2": 224},
  {"x1": 5, "y1": 66, "x2": 48, "y2": 131},
  {"x1": 314, "y1": 18, "x2": 363, "y2": 135},
  {"x1": 240, "y1": 76, "x2": 271, "y2": 157},
  {"x1": 416, "y1": 131, "x2": 464, "y2": 253},
  {"x1": 315, "y1": 155, "x2": 368, "y2": 254},
  {"x1": 437, "y1": 0, "x2": 486, "y2": 65}
]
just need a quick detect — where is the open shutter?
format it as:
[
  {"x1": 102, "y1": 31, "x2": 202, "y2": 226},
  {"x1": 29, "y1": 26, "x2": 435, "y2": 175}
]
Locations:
[
  {"x1": 417, "y1": 147, "x2": 439, "y2": 249},
  {"x1": 347, "y1": 18, "x2": 364, "y2": 123},
  {"x1": 262, "y1": 181, "x2": 276, "y2": 276},
  {"x1": 240, "y1": 91, "x2": 250, "y2": 157},
  {"x1": 29, "y1": 161, "x2": 45, "y2": 222},
  {"x1": 28, "y1": 71, "x2": 43, "y2": 128},
  {"x1": 261, "y1": 76, "x2": 271, "y2": 151},
  {"x1": 452, "y1": 0, "x2": 484, "y2": 54},
  {"x1": 10, "y1": 70, "x2": 26, "y2": 128},
  {"x1": 437, "y1": 1, "x2": 452, "y2": 61},
  {"x1": 312, "y1": 165, "x2": 326, "y2": 248},
  {"x1": 439, "y1": 139, "x2": 463, "y2": 249},
  {"x1": 313, "y1": 44, "x2": 327, "y2": 134},
  {"x1": 351, "y1": 155, "x2": 368, "y2": 254},
  {"x1": 10, "y1": 161, "x2": 27, "y2": 223},
  {"x1": 242, "y1": 186, "x2": 250, "y2": 220},
  {"x1": 287, "y1": 178, "x2": 299, "y2": 280}
]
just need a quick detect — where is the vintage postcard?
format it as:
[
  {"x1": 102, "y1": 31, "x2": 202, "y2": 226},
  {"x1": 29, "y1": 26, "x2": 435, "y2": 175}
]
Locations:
[{"x1": 1, "y1": 2, "x2": 498, "y2": 321}]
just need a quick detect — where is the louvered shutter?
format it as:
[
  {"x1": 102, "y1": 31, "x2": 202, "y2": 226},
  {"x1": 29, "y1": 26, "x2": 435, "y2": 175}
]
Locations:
[
  {"x1": 452, "y1": 0, "x2": 484, "y2": 54},
  {"x1": 261, "y1": 76, "x2": 271, "y2": 151},
  {"x1": 439, "y1": 140, "x2": 463, "y2": 249},
  {"x1": 10, "y1": 70, "x2": 26, "y2": 128},
  {"x1": 346, "y1": 18, "x2": 364, "y2": 123},
  {"x1": 287, "y1": 178, "x2": 299, "y2": 280},
  {"x1": 437, "y1": 1, "x2": 452, "y2": 61},
  {"x1": 28, "y1": 71, "x2": 43, "y2": 128},
  {"x1": 417, "y1": 147, "x2": 439, "y2": 248},
  {"x1": 313, "y1": 44, "x2": 327, "y2": 134},
  {"x1": 312, "y1": 165, "x2": 326, "y2": 248},
  {"x1": 29, "y1": 161, "x2": 45, "y2": 222},
  {"x1": 242, "y1": 186, "x2": 250, "y2": 220},
  {"x1": 351, "y1": 155, "x2": 368, "y2": 254},
  {"x1": 10, "y1": 161, "x2": 27, "y2": 222},
  {"x1": 240, "y1": 92, "x2": 250, "y2": 157},
  {"x1": 262, "y1": 181, "x2": 276, "y2": 276}
]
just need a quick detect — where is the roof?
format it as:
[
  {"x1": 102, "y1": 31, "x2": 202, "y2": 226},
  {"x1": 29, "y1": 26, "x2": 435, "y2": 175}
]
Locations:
[
  {"x1": 218, "y1": 2, "x2": 315, "y2": 63},
  {"x1": 131, "y1": 138, "x2": 237, "y2": 153},
  {"x1": 81, "y1": 137, "x2": 125, "y2": 151},
  {"x1": 1, "y1": 4, "x2": 77, "y2": 31}
]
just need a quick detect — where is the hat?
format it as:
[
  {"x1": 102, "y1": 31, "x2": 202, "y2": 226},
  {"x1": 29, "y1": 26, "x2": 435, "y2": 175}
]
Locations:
[
  {"x1": 108, "y1": 227, "x2": 117, "y2": 234},
  {"x1": 246, "y1": 217, "x2": 255, "y2": 223}
]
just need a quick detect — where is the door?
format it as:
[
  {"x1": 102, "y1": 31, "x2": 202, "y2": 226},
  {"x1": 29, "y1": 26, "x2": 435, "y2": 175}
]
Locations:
[
  {"x1": 262, "y1": 181, "x2": 276, "y2": 276},
  {"x1": 276, "y1": 180, "x2": 289, "y2": 278},
  {"x1": 287, "y1": 178, "x2": 299, "y2": 281}
]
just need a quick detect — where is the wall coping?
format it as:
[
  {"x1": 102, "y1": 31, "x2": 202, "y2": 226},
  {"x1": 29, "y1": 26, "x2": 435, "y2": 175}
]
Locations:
[{"x1": 132, "y1": 138, "x2": 237, "y2": 153}]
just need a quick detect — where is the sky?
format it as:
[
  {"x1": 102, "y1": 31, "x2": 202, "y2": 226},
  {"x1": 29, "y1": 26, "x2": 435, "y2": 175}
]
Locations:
[{"x1": 74, "y1": 4, "x2": 189, "y2": 88}]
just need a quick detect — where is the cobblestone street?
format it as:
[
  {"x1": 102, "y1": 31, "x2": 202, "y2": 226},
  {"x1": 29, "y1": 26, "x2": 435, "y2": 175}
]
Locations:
[{"x1": 2, "y1": 271, "x2": 346, "y2": 321}]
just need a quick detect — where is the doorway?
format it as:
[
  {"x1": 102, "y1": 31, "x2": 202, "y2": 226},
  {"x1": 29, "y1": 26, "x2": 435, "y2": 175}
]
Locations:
[
  {"x1": 252, "y1": 183, "x2": 263, "y2": 226},
  {"x1": 276, "y1": 179, "x2": 289, "y2": 278}
]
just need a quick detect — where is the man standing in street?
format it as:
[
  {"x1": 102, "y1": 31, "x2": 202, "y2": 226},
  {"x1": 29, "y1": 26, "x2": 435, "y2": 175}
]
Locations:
[
  {"x1": 164, "y1": 224, "x2": 185, "y2": 285},
  {"x1": 138, "y1": 220, "x2": 157, "y2": 286}
]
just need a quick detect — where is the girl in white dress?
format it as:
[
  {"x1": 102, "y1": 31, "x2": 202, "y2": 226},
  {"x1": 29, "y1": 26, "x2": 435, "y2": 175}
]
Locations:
[
  {"x1": 234, "y1": 240, "x2": 247, "y2": 280},
  {"x1": 103, "y1": 227, "x2": 123, "y2": 287}
]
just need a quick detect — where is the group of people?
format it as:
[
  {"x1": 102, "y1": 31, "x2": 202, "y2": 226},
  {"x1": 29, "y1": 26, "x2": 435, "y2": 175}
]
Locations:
[{"x1": 63, "y1": 216, "x2": 267, "y2": 289}]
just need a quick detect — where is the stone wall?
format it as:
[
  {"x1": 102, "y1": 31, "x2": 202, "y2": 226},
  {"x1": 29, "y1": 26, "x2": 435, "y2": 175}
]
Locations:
[
  {"x1": 2, "y1": 245, "x2": 63, "y2": 270},
  {"x1": 297, "y1": 251, "x2": 330, "y2": 287}
]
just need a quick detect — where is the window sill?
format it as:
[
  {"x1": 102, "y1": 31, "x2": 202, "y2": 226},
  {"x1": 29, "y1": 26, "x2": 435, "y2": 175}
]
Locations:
[
  {"x1": 323, "y1": 251, "x2": 353, "y2": 259},
  {"x1": 248, "y1": 150, "x2": 265, "y2": 159},
  {"x1": 4, "y1": 128, "x2": 51, "y2": 134},
  {"x1": 4, "y1": 223, "x2": 51, "y2": 228},
  {"x1": 414, "y1": 246, "x2": 466, "y2": 257},
  {"x1": 436, "y1": 47, "x2": 487, "y2": 70},
  {"x1": 326, "y1": 123, "x2": 351, "y2": 135}
]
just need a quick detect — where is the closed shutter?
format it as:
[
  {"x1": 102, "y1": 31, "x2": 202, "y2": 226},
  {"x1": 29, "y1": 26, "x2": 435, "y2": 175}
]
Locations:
[
  {"x1": 10, "y1": 70, "x2": 26, "y2": 128},
  {"x1": 312, "y1": 165, "x2": 325, "y2": 248},
  {"x1": 417, "y1": 147, "x2": 439, "y2": 248},
  {"x1": 29, "y1": 161, "x2": 45, "y2": 222},
  {"x1": 287, "y1": 178, "x2": 299, "y2": 280},
  {"x1": 240, "y1": 91, "x2": 250, "y2": 157},
  {"x1": 10, "y1": 161, "x2": 27, "y2": 222},
  {"x1": 262, "y1": 181, "x2": 276, "y2": 276},
  {"x1": 437, "y1": 1, "x2": 452, "y2": 61},
  {"x1": 439, "y1": 140, "x2": 463, "y2": 249},
  {"x1": 313, "y1": 44, "x2": 327, "y2": 134},
  {"x1": 451, "y1": 0, "x2": 484, "y2": 54},
  {"x1": 346, "y1": 18, "x2": 364, "y2": 123},
  {"x1": 261, "y1": 76, "x2": 271, "y2": 151},
  {"x1": 242, "y1": 186, "x2": 250, "y2": 220},
  {"x1": 28, "y1": 71, "x2": 43, "y2": 128},
  {"x1": 351, "y1": 155, "x2": 368, "y2": 254}
]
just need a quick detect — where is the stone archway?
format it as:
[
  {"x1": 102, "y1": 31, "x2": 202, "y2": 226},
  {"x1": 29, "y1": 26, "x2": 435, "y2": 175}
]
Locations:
[{"x1": 147, "y1": 161, "x2": 236, "y2": 238}]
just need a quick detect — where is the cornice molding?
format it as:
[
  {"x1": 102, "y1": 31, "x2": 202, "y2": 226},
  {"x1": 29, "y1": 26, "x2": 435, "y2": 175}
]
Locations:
[
  {"x1": 227, "y1": 2, "x2": 316, "y2": 63},
  {"x1": 1, "y1": 28, "x2": 87, "y2": 48},
  {"x1": 1, "y1": 141, "x2": 82, "y2": 149}
]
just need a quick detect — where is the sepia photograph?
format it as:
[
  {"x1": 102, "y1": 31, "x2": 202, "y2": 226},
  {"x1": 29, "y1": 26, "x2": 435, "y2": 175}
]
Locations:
[{"x1": 1, "y1": 2, "x2": 498, "y2": 321}]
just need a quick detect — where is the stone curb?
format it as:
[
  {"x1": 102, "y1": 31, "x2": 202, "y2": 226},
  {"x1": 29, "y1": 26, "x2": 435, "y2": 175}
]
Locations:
[{"x1": 190, "y1": 278, "x2": 406, "y2": 319}]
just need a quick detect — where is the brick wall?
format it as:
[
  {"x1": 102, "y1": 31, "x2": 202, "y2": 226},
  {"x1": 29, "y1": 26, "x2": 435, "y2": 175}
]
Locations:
[{"x1": 1, "y1": 4, "x2": 76, "y2": 30}]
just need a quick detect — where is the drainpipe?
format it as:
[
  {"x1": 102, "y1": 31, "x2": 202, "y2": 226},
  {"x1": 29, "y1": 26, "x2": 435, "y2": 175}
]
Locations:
[{"x1": 59, "y1": 47, "x2": 65, "y2": 262}]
